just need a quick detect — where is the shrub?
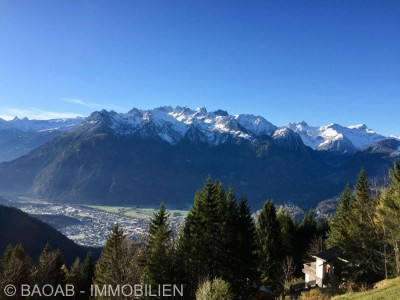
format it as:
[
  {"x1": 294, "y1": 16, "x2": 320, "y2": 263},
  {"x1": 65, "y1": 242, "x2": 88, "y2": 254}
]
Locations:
[{"x1": 195, "y1": 278, "x2": 233, "y2": 300}]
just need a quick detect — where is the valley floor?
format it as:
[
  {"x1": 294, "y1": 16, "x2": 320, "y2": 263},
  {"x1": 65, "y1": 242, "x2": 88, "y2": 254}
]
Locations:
[{"x1": 0, "y1": 194, "x2": 186, "y2": 246}]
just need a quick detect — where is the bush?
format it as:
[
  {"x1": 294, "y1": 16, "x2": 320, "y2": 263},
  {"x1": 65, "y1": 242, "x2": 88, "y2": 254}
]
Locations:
[
  {"x1": 196, "y1": 278, "x2": 233, "y2": 300},
  {"x1": 299, "y1": 289, "x2": 330, "y2": 300}
]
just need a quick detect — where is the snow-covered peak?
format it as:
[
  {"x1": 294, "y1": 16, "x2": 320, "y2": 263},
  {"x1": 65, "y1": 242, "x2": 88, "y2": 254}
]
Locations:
[
  {"x1": 273, "y1": 127, "x2": 292, "y2": 138},
  {"x1": 273, "y1": 128, "x2": 304, "y2": 149},
  {"x1": 0, "y1": 116, "x2": 84, "y2": 132},
  {"x1": 287, "y1": 121, "x2": 386, "y2": 153},
  {"x1": 235, "y1": 114, "x2": 277, "y2": 136},
  {"x1": 389, "y1": 134, "x2": 400, "y2": 140},
  {"x1": 348, "y1": 123, "x2": 367, "y2": 130},
  {"x1": 87, "y1": 106, "x2": 277, "y2": 145}
]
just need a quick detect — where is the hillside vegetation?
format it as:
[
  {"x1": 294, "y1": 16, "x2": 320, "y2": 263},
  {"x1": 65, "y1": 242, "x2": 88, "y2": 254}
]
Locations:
[{"x1": 333, "y1": 277, "x2": 400, "y2": 300}]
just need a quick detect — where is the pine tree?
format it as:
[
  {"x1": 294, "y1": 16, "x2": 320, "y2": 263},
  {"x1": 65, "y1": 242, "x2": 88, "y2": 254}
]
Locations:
[
  {"x1": 143, "y1": 203, "x2": 173, "y2": 285},
  {"x1": 235, "y1": 195, "x2": 257, "y2": 298},
  {"x1": 0, "y1": 245, "x2": 13, "y2": 273},
  {"x1": 182, "y1": 178, "x2": 222, "y2": 275},
  {"x1": 327, "y1": 184, "x2": 353, "y2": 249},
  {"x1": 377, "y1": 161, "x2": 400, "y2": 276},
  {"x1": 220, "y1": 186, "x2": 239, "y2": 284},
  {"x1": 80, "y1": 251, "x2": 95, "y2": 296},
  {"x1": 179, "y1": 178, "x2": 233, "y2": 297},
  {"x1": 95, "y1": 224, "x2": 139, "y2": 299},
  {"x1": 276, "y1": 206, "x2": 295, "y2": 258},
  {"x1": 33, "y1": 244, "x2": 67, "y2": 290},
  {"x1": 68, "y1": 257, "x2": 82, "y2": 295},
  {"x1": 0, "y1": 244, "x2": 31, "y2": 298},
  {"x1": 256, "y1": 200, "x2": 283, "y2": 294},
  {"x1": 148, "y1": 203, "x2": 170, "y2": 236},
  {"x1": 296, "y1": 210, "x2": 318, "y2": 263},
  {"x1": 345, "y1": 170, "x2": 382, "y2": 282}
]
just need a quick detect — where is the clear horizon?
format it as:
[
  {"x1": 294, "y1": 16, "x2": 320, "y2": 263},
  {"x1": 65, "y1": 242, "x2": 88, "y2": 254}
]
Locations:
[{"x1": 0, "y1": 1, "x2": 399, "y2": 135}]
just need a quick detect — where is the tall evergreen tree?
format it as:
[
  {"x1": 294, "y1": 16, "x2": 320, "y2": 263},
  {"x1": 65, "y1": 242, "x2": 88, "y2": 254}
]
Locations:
[
  {"x1": 95, "y1": 225, "x2": 139, "y2": 300},
  {"x1": 143, "y1": 203, "x2": 173, "y2": 286},
  {"x1": 235, "y1": 195, "x2": 257, "y2": 298},
  {"x1": 66, "y1": 252, "x2": 94, "y2": 299},
  {"x1": 291, "y1": 210, "x2": 318, "y2": 267},
  {"x1": 0, "y1": 244, "x2": 31, "y2": 298},
  {"x1": 68, "y1": 257, "x2": 82, "y2": 297},
  {"x1": 33, "y1": 244, "x2": 67, "y2": 291},
  {"x1": 276, "y1": 206, "x2": 295, "y2": 259},
  {"x1": 80, "y1": 251, "x2": 95, "y2": 296},
  {"x1": 377, "y1": 161, "x2": 400, "y2": 276},
  {"x1": 148, "y1": 203, "x2": 170, "y2": 236},
  {"x1": 328, "y1": 184, "x2": 353, "y2": 248},
  {"x1": 179, "y1": 178, "x2": 240, "y2": 298},
  {"x1": 345, "y1": 170, "x2": 382, "y2": 282},
  {"x1": 180, "y1": 178, "x2": 224, "y2": 285},
  {"x1": 256, "y1": 200, "x2": 283, "y2": 294},
  {"x1": 220, "y1": 186, "x2": 239, "y2": 284}
]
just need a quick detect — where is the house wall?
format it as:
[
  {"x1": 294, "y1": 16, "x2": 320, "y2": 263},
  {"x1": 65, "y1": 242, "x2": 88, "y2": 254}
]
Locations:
[{"x1": 316, "y1": 258, "x2": 325, "y2": 286}]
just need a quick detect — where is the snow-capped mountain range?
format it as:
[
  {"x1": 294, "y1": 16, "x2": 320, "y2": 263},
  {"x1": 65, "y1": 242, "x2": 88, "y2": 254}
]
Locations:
[
  {"x1": 86, "y1": 106, "x2": 398, "y2": 154},
  {"x1": 287, "y1": 122, "x2": 388, "y2": 154},
  {"x1": 0, "y1": 106, "x2": 398, "y2": 155},
  {"x1": 0, "y1": 116, "x2": 83, "y2": 132},
  {"x1": 88, "y1": 106, "x2": 277, "y2": 145},
  {"x1": 1, "y1": 106, "x2": 399, "y2": 207}
]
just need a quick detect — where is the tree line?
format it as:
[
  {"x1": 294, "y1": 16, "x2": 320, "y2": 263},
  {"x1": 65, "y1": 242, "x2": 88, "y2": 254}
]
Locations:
[
  {"x1": 0, "y1": 177, "x2": 329, "y2": 299},
  {"x1": 1, "y1": 161, "x2": 399, "y2": 299},
  {"x1": 0, "y1": 243, "x2": 94, "y2": 299},
  {"x1": 327, "y1": 162, "x2": 400, "y2": 289}
]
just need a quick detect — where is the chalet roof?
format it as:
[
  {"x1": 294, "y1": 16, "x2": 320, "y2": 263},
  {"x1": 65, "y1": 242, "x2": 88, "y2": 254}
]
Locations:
[{"x1": 313, "y1": 246, "x2": 342, "y2": 262}]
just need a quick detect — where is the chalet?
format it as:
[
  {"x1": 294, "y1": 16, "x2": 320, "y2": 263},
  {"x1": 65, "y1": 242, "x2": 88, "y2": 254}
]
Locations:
[{"x1": 302, "y1": 246, "x2": 344, "y2": 287}]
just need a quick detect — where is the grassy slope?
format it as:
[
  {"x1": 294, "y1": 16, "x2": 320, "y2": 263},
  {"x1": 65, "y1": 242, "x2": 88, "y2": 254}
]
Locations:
[{"x1": 333, "y1": 277, "x2": 400, "y2": 300}]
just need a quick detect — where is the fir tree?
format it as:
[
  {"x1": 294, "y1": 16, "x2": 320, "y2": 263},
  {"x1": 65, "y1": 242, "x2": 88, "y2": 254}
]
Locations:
[
  {"x1": 256, "y1": 200, "x2": 283, "y2": 294},
  {"x1": 346, "y1": 170, "x2": 382, "y2": 282},
  {"x1": 148, "y1": 203, "x2": 170, "y2": 236},
  {"x1": 143, "y1": 203, "x2": 173, "y2": 286},
  {"x1": 220, "y1": 186, "x2": 239, "y2": 284},
  {"x1": 179, "y1": 178, "x2": 236, "y2": 297},
  {"x1": 296, "y1": 210, "x2": 318, "y2": 263},
  {"x1": 181, "y1": 178, "x2": 224, "y2": 281},
  {"x1": 95, "y1": 224, "x2": 139, "y2": 299},
  {"x1": 235, "y1": 195, "x2": 257, "y2": 298},
  {"x1": 377, "y1": 161, "x2": 400, "y2": 276},
  {"x1": 0, "y1": 244, "x2": 31, "y2": 298},
  {"x1": 327, "y1": 184, "x2": 353, "y2": 249},
  {"x1": 33, "y1": 244, "x2": 67, "y2": 290},
  {"x1": 80, "y1": 251, "x2": 95, "y2": 296},
  {"x1": 68, "y1": 257, "x2": 82, "y2": 296},
  {"x1": 276, "y1": 206, "x2": 295, "y2": 258}
]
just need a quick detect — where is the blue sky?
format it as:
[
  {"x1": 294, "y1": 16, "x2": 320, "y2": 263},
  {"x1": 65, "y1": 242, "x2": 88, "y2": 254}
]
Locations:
[{"x1": 0, "y1": 1, "x2": 399, "y2": 135}]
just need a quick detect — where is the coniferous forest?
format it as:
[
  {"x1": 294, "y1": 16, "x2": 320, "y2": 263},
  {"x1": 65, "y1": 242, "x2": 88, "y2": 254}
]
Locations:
[{"x1": 1, "y1": 161, "x2": 399, "y2": 299}]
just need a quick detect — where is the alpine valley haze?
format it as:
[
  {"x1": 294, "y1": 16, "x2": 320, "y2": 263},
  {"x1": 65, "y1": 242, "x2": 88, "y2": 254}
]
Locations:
[{"x1": 0, "y1": 106, "x2": 398, "y2": 209}]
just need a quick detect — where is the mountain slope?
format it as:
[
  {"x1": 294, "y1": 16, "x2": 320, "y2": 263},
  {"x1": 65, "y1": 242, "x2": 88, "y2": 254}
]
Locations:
[
  {"x1": 0, "y1": 109, "x2": 334, "y2": 208},
  {"x1": 0, "y1": 204, "x2": 96, "y2": 265},
  {"x1": 0, "y1": 117, "x2": 83, "y2": 162},
  {"x1": 0, "y1": 107, "x2": 398, "y2": 209}
]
